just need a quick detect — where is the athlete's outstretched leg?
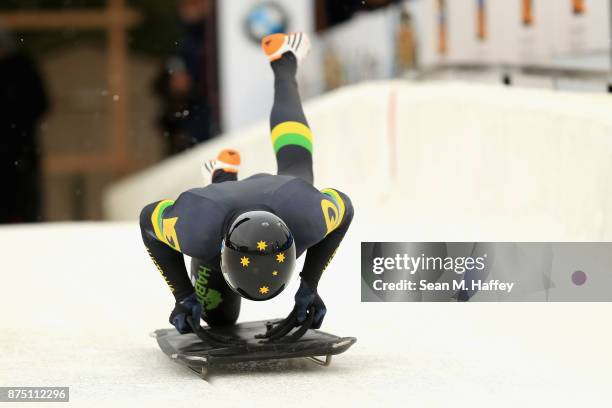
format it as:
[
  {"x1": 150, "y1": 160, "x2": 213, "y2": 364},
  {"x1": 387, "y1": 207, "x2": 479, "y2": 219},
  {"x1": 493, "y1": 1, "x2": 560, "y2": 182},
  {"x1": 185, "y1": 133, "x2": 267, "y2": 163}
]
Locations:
[{"x1": 262, "y1": 33, "x2": 313, "y2": 184}]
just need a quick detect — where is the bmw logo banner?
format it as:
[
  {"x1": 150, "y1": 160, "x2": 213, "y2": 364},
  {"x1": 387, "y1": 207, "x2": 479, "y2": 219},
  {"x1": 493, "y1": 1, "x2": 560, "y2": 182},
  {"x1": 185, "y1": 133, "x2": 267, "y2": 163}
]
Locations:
[{"x1": 244, "y1": 2, "x2": 289, "y2": 43}]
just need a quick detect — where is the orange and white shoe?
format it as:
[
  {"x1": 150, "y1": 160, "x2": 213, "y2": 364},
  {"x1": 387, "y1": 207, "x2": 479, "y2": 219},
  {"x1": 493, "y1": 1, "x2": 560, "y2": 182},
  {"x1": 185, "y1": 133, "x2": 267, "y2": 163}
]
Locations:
[
  {"x1": 202, "y1": 148, "x2": 241, "y2": 183},
  {"x1": 261, "y1": 32, "x2": 311, "y2": 64}
]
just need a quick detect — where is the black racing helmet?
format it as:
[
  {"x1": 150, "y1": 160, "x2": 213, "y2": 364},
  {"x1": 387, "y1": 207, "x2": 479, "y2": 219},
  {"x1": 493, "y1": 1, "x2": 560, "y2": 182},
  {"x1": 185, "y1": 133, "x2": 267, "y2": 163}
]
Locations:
[{"x1": 220, "y1": 211, "x2": 296, "y2": 301}]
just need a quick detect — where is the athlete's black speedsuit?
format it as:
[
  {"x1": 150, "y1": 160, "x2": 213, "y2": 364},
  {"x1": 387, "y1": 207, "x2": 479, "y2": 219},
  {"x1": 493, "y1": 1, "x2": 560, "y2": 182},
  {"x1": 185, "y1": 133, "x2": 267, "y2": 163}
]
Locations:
[{"x1": 140, "y1": 53, "x2": 354, "y2": 329}]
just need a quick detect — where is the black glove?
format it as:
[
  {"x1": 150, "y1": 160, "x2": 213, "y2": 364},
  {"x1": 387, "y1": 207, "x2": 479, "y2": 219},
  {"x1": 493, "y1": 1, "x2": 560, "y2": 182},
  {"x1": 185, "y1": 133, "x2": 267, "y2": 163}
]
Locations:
[
  {"x1": 254, "y1": 279, "x2": 327, "y2": 342},
  {"x1": 169, "y1": 292, "x2": 202, "y2": 334},
  {"x1": 294, "y1": 279, "x2": 326, "y2": 329}
]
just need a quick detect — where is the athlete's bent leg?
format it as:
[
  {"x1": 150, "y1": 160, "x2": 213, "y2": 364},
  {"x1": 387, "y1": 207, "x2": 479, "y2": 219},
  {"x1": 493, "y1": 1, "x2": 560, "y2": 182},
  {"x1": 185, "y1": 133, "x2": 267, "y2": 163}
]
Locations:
[
  {"x1": 203, "y1": 148, "x2": 241, "y2": 184},
  {"x1": 190, "y1": 258, "x2": 241, "y2": 327},
  {"x1": 263, "y1": 33, "x2": 314, "y2": 184}
]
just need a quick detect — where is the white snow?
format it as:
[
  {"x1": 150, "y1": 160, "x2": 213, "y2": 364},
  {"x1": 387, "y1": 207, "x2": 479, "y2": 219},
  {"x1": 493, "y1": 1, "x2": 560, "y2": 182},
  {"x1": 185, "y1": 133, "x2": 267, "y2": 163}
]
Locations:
[{"x1": 1, "y1": 222, "x2": 610, "y2": 407}]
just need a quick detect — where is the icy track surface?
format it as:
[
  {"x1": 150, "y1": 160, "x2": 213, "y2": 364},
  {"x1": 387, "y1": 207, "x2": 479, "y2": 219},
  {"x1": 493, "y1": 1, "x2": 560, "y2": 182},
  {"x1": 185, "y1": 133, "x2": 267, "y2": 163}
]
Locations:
[{"x1": 1, "y1": 223, "x2": 610, "y2": 407}]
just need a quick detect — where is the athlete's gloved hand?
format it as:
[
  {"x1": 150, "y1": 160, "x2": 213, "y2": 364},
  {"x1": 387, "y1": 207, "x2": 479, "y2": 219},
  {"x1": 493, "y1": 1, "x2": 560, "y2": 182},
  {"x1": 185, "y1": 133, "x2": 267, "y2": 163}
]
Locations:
[
  {"x1": 169, "y1": 292, "x2": 202, "y2": 334},
  {"x1": 294, "y1": 279, "x2": 326, "y2": 329},
  {"x1": 255, "y1": 279, "x2": 326, "y2": 343}
]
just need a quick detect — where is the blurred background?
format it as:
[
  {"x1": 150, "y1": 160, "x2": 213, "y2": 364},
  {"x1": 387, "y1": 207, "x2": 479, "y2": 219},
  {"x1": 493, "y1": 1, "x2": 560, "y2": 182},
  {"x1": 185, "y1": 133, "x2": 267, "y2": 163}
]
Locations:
[{"x1": 0, "y1": 0, "x2": 610, "y2": 223}]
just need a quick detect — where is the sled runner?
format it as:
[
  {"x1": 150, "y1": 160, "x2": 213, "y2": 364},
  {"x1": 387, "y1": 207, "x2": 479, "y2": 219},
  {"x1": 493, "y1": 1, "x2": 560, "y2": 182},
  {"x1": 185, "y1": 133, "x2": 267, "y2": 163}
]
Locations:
[{"x1": 152, "y1": 319, "x2": 356, "y2": 380}]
